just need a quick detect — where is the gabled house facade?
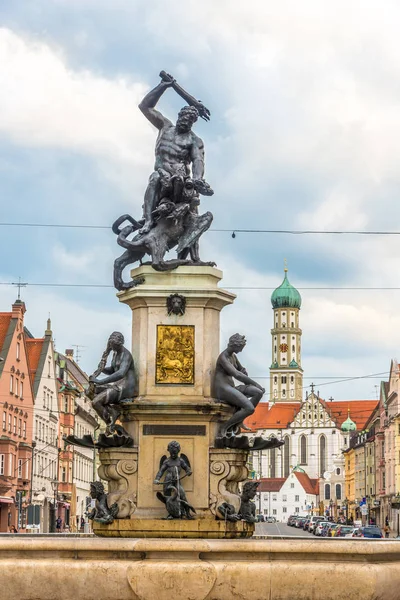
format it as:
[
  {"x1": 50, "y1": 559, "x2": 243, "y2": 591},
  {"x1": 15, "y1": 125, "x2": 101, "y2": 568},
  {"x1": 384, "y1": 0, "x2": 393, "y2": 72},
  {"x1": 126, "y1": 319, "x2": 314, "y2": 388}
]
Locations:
[
  {"x1": 26, "y1": 319, "x2": 60, "y2": 532},
  {"x1": 257, "y1": 469, "x2": 319, "y2": 521},
  {"x1": 0, "y1": 300, "x2": 34, "y2": 532}
]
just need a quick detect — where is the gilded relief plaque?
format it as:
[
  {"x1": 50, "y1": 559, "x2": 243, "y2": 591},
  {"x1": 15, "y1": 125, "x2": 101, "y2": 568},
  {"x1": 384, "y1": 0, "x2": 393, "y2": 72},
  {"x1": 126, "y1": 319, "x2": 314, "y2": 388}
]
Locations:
[{"x1": 156, "y1": 325, "x2": 195, "y2": 385}]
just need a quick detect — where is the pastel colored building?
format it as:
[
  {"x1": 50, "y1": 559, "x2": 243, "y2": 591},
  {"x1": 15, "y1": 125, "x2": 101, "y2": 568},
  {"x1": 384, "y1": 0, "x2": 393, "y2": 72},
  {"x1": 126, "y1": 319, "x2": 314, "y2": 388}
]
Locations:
[
  {"x1": 0, "y1": 300, "x2": 34, "y2": 532},
  {"x1": 26, "y1": 319, "x2": 60, "y2": 532}
]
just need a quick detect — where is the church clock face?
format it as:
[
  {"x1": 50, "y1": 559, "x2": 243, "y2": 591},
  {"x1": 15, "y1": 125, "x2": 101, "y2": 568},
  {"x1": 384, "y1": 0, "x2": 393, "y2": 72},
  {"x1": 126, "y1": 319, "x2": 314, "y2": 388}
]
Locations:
[{"x1": 279, "y1": 343, "x2": 288, "y2": 352}]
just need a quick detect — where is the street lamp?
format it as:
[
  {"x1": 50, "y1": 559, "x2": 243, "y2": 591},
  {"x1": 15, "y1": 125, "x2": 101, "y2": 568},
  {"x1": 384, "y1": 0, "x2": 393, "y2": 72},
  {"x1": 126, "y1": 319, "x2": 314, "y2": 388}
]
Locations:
[{"x1": 51, "y1": 480, "x2": 59, "y2": 533}]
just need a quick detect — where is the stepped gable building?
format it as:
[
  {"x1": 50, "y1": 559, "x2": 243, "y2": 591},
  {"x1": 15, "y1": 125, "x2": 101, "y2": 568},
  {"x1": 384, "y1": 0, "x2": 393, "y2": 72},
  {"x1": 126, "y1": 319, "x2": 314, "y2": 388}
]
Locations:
[
  {"x1": 0, "y1": 300, "x2": 34, "y2": 532},
  {"x1": 245, "y1": 266, "x2": 378, "y2": 518},
  {"x1": 25, "y1": 319, "x2": 59, "y2": 532}
]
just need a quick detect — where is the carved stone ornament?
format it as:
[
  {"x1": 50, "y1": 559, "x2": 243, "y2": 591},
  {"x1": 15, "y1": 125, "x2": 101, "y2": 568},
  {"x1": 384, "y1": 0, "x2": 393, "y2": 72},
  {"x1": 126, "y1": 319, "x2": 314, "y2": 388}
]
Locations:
[
  {"x1": 156, "y1": 325, "x2": 194, "y2": 384},
  {"x1": 166, "y1": 293, "x2": 186, "y2": 316},
  {"x1": 97, "y1": 448, "x2": 138, "y2": 519},
  {"x1": 209, "y1": 449, "x2": 249, "y2": 521}
]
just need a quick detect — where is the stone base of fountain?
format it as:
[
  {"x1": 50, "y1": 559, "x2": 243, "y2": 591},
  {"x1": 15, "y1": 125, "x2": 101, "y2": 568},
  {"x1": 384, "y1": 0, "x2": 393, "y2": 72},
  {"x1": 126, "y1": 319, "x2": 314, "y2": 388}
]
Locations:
[
  {"x1": 1, "y1": 536, "x2": 399, "y2": 600},
  {"x1": 93, "y1": 516, "x2": 254, "y2": 538}
]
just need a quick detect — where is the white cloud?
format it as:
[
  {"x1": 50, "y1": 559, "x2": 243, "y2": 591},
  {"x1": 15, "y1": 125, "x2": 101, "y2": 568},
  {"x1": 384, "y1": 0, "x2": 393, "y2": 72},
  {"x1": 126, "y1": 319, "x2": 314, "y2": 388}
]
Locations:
[{"x1": 0, "y1": 28, "x2": 152, "y2": 164}]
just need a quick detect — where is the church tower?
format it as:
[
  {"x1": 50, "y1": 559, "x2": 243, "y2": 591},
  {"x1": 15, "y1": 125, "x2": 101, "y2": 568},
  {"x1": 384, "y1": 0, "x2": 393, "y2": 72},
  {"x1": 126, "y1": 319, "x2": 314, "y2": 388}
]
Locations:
[{"x1": 270, "y1": 265, "x2": 303, "y2": 402}]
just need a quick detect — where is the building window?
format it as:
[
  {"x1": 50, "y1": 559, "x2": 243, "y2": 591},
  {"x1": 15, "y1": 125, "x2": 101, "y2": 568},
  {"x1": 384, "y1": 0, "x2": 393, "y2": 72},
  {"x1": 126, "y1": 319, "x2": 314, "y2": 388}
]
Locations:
[
  {"x1": 15, "y1": 378, "x2": 19, "y2": 396},
  {"x1": 2, "y1": 412, "x2": 6, "y2": 431},
  {"x1": 18, "y1": 419, "x2": 22, "y2": 437},
  {"x1": 0, "y1": 454, "x2": 4, "y2": 475},
  {"x1": 283, "y1": 507, "x2": 287, "y2": 513},
  {"x1": 295, "y1": 507, "x2": 299, "y2": 513},
  {"x1": 64, "y1": 397, "x2": 69, "y2": 413},
  {"x1": 335, "y1": 484, "x2": 342, "y2": 500},
  {"x1": 324, "y1": 483, "x2": 331, "y2": 500},
  {"x1": 23, "y1": 421, "x2": 26, "y2": 439},
  {"x1": 10, "y1": 375, "x2": 13, "y2": 393},
  {"x1": 295, "y1": 495, "x2": 299, "y2": 502},
  {"x1": 8, "y1": 414, "x2": 12, "y2": 433},
  {"x1": 282, "y1": 495, "x2": 287, "y2": 502},
  {"x1": 18, "y1": 459, "x2": 22, "y2": 478},
  {"x1": 20, "y1": 381, "x2": 23, "y2": 398},
  {"x1": 62, "y1": 466, "x2": 67, "y2": 483},
  {"x1": 336, "y1": 468, "x2": 340, "y2": 475},
  {"x1": 274, "y1": 376, "x2": 277, "y2": 384},
  {"x1": 290, "y1": 483, "x2": 294, "y2": 488},
  {"x1": 16, "y1": 342, "x2": 20, "y2": 360},
  {"x1": 300, "y1": 435, "x2": 307, "y2": 465},
  {"x1": 273, "y1": 509, "x2": 277, "y2": 515},
  {"x1": 13, "y1": 417, "x2": 17, "y2": 434},
  {"x1": 272, "y1": 494, "x2": 277, "y2": 501},
  {"x1": 319, "y1": 435, "x2": 326, "y2": 477},
  {"x1": 284, "y1": 436, "x2": 290, "y2": 478},
  {"x1": 290, "y1": 375, "x2": 294, "y2": 383},
  {"x1": 281, "y1": 376, "x2": 287, "y2": 384}
]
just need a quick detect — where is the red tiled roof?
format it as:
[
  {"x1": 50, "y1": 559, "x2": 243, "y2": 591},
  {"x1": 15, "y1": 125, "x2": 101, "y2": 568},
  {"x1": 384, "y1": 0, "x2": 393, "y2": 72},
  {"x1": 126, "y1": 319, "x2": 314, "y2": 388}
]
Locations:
[
  {"x1": 258, "y1": 478, "x2": 285, "y2": 492},
  {"x1": 322, "y1": 400, "x2": 379, "y2": 430},
  {"x1": 293, "y1": 471, "x2": 319, "y2": 495},
  {"x1": 244, "y1": 402, "x2": 301, "y2": 430},
  {"x1": 26, "y1": 338, "x2": 44, "y2": 386},
  {"x1": 0, "y1": 314, "x2": 12, "y2": 352}
]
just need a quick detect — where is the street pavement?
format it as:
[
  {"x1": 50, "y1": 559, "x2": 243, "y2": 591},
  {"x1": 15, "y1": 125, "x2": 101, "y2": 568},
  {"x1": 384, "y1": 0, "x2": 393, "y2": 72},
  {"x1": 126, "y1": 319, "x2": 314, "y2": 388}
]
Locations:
[{"x1": 255, "y1": 522, "x2": 315, "y2": 537}]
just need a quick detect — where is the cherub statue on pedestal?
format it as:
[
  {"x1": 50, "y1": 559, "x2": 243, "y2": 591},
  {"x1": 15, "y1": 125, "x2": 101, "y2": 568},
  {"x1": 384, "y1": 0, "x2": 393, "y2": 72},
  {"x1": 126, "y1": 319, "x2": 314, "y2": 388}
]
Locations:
[{"x1": 154, "y1": 441, "x2": 196, "y2": 519}]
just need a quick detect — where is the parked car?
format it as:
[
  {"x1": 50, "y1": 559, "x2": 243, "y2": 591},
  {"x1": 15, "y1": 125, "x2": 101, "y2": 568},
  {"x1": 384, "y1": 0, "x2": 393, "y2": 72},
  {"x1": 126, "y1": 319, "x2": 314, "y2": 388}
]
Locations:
[
  {"x1": 308, "y1": 516, "x2": 324, "y2": 534},
  {"x1": 314, "y1": 521, "x2": 332, "y2": 536},
  {"x1": 266, "y1": 516, "x2": 276, "y2": 523},
  {"x1": 303, "y1": 519, "x2": 311, "y2": 531},
  {"x1": 256, "y1": 514, "x2": 265, "y2": 522},
  {"x1": 335, "y1": 525, "x2": 355, "y2": 537},
  {"x1": 296, "y1": 517, "x2": 307, "y2": 528},
  {"x1": 352, "y1": 526, "x2": 383, "y2": 539},
  {"x1": 321, "y1": 523, "x2": 333, "y2": 537},
  {"x1": 287, "y1": 515, "x2": 296, "y2": 526},
  {"x1": 327, "y1": 524, "x2": 339, "y2": 537}
]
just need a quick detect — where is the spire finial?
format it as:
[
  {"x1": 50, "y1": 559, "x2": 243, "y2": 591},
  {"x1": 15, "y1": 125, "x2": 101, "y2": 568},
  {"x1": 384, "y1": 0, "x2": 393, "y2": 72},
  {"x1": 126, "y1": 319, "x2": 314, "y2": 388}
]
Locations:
[
  {"x1": 45, "y1": 313, "x2": 52, "y2": 336},
  {"x1": 284, "y1": 258, "x2": 288, "y2": 273},
  {"x1": 310, "y1": 382, "x2": 315, "y2": 394}
]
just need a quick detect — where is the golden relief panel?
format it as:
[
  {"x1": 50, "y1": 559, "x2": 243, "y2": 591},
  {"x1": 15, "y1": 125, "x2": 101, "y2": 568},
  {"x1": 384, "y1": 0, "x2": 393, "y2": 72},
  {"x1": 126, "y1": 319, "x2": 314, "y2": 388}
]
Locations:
[{"x1": 156, "y1": 325, "x2": 195, "y2": 385}]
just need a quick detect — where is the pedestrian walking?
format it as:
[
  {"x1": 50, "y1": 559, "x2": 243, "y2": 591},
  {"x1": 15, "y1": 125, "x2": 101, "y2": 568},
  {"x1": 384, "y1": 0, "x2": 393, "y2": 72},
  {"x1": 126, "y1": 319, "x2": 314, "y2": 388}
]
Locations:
[
  {"x1": 56, "y1": 517, "x2": 62, "y2": 533},
  {"x1": 384, "y1": 524, "x2": 390, "y2": 538}
]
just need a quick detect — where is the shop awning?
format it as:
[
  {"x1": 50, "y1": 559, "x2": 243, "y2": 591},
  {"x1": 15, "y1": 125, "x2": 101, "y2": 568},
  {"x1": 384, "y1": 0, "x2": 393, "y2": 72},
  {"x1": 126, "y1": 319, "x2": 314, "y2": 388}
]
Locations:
[{"x1": 0, "y1": 496, "x2": 13, "y2": 504}]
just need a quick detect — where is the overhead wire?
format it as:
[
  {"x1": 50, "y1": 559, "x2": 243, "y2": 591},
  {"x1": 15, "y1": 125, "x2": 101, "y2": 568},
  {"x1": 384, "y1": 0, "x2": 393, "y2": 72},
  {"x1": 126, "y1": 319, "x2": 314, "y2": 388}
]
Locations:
[
  {"x1": 1, "y1": 282, "x2": 400, "y2": 291},
  {"x1": 2, "y1": 222, "x2": 400, "y2": 235}
]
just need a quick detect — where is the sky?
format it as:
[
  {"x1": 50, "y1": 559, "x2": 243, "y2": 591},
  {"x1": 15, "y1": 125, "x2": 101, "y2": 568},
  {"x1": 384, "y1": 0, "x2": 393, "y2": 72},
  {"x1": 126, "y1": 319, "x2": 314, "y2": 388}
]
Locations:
[{"x1": 1, "y1": 0, "x2": 400, "y2": 402}]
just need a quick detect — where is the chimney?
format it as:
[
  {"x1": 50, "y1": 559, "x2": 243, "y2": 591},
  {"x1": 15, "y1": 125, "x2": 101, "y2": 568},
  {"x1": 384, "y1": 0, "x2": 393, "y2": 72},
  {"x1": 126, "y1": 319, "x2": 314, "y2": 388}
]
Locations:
[
  {"x1": 12, "y1": 299, "x2": 26, "y2": 319},
  {"x1": 65, "y1": 349, "x2": 74, "y2": 358}
]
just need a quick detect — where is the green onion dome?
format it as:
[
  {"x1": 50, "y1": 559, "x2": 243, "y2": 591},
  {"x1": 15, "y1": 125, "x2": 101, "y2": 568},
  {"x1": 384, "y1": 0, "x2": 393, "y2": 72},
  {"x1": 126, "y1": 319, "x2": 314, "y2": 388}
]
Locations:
[
  {"x1": 341, "y1": 410, "x2": 357, "y2": 432},
  {"x1": 271, "y1": 268, "x2": 302, "y2": 309}
]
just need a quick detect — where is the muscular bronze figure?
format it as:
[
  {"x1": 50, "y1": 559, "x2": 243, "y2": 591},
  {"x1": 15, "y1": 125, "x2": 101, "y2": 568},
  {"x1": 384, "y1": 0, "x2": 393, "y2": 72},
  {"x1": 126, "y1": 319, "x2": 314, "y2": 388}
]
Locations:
[
  {"x1": 214, "y1": 334, "x2": 265, "y2": 437},
  {"x1": 138, "y1": 73, "x2": 212, "y2": 234}
]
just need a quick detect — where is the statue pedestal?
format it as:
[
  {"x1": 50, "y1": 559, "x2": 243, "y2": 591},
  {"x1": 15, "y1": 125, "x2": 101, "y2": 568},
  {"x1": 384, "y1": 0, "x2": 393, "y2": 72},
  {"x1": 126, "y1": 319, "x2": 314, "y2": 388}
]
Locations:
[{"x1": 95, "y1": 266, "x2": 253, "y2": 538}]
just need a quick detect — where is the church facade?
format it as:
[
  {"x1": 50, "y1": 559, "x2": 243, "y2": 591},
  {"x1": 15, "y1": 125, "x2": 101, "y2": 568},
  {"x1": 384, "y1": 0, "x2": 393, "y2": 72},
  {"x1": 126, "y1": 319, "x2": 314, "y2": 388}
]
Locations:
[{"x1": 245, "y1": 267, "x2": 378, "y2": 517}]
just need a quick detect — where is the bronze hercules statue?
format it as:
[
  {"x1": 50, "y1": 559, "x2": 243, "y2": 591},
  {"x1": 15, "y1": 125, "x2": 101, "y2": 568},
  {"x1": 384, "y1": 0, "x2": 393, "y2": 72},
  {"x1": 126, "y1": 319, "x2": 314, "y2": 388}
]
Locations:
[{"x1": 113, "y1": 71, "x2": 215, "y2": 291}]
